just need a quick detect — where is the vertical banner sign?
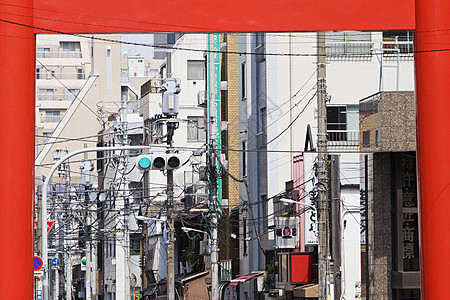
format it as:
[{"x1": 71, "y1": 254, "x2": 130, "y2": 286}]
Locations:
[
  {"x1": 303, "y1": 153, "x2": 318, "y2": 245},
  {"x1": 213, "y1": 33, "x2": 222, "y2": 209},
  {"x1": 400, "y1": 154, "x2": 419, "y2": 271}
]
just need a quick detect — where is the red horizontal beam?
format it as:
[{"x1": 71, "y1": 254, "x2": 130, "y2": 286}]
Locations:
[{"x1": 25, "y1": 0, "x2": 416, "y2": 34}]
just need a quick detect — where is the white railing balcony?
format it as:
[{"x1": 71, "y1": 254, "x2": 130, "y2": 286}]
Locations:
[
  {"x1": 37, "y1": 93, "x2": 78, "y2": 101},
  {"x1": 382, "y1": 41, "x2": 414, "y2": 61},
  {"x1": 36, "y1": 51, "x2": 82, "y2": 59},
  {"x1": 327, "y1": 130, "x2": 360, "y2": 151},
  {"x1": 36, "y1": 72, "x2": 85, "y2": 80},
  {"x1": 41, "y1": 115, "x2": 63, "y2": 123},
  {"x1": 326, "y1": 42, "x2": 373, "y2": 56}
]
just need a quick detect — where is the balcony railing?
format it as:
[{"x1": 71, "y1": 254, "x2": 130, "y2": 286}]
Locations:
[
  {"x1": 41, "y1": 115, "x2": 63, "y2": 123},
  {"x1": 36, "y1": 51, "x2": 82, "y2": 59},
  {"x1": 327, "y1": 130, "x2": 360, "y2": 151},
  {"x1": 37, "y1": 93, "x2": 79, "y2": 101},
  {"x1": 36, "y1": 72, "x2": 85, "y2": 80},
  {"x1": 382, "y1": 41, "x2": 414, "y2": 61},
  {"x1": 326, "y1": 42, "x2": 373, "y2": 62}
]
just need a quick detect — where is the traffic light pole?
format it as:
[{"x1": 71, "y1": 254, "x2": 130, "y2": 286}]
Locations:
[
  {"x1": 41, "y1": 145, "x2": 152, "y2": 300},
  {"x1": 166, "y1": 122, "x2": 176, "y2": 300}
]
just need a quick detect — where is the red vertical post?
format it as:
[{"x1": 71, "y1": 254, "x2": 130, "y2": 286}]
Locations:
[
  {"x1": 0, "y1": 1, "x2": 35, "y2": 298},
  {"x1": 415, "y1": 0, "x2": 450, "y2": 298}
]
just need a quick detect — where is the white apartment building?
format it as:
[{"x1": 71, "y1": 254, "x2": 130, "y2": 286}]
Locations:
[{"x1": 237, "y1": 31, "x2": 415, "y2": 299}]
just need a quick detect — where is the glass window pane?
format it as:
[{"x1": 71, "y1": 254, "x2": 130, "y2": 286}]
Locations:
[{"x1": 187, "y1": 60, "x2": 204, "y2": 80}]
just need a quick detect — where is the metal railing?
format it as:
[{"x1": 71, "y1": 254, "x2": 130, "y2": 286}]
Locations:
[
  {"x1": 327, "y1": 130, "x2": 360, "y2": 151},
  {"x1": 326, "y1": 42, "x2": 373, "y2": 55},
  {"x1": 382, "y1": 41, "x2": 414, "y2": 61},
  {"x1": 37, "y1": 93, "x2": 79, "y2": 101},
  {"x1": 36, "y1": 72, "x2": 85, "y2": 80},
  {"x1": 36, "y1": 51, "x2": 82, "y2": 59},
  {"x1": 41, "y1": 115, "x2": 63, "y2": 123}
]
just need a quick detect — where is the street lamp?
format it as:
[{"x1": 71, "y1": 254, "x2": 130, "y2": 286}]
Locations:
[
  {"x1": 279, "y1": 198, "x2": 317, "y2": 214},
  {"x1": 181, "y1": 227, "x2": 211, "y2": 240}
]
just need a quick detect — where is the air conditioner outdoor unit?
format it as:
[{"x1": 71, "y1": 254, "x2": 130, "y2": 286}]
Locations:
[{"x1": 197, "y1": 91, "x2": 207, "y2": 107}]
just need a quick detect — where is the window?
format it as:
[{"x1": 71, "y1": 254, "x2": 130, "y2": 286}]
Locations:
[
  {"x1": 36, "y1": 68, "x2": 41, "y2": 79},
  {"x1": 36, "y1": 47, "x2": 51, "y2": 58},
  {"x1": 187, "y1": 116, "x2": 206, "y2": 142},
  {"x1": 44, "y1": 110, "x2": 61, "y2": 123},
  {"x1": 383, "y1": 31, "x2": 414, "y2": 54},
  {"x1": 77, "y1": 68, "x2": 84, "y2": 80},
  {"x1": 362, "y1": 131, "x2": 371, "y2": 147},
  {"x1": 327, "y1": 106, "x2": 347, "y2": 141},
  {"x1": 67, "y1": 89, "x2": 80, "y2": 101},
  {"x1": 130, "y1": 233, "x2": 141, "y2": 255},
  {"x1": 326, "y1": 31, "x2": 372, "y2": 55},
  {"x1": 187, "y1": 60, "x2": 205, "y2": 80},
  {"x1": 42, "y1": 132, "x2": 51, "y2": 143},
  {"x1": 38, "y1": 89, "x2": 54, "y2": 101},
  {"x1": 167, "y1": 34, "x2": 176, "y2": 44},
  {"x1": 60, "y1": 41, "x2": 81, "y2": 58},
  {"x1": 241, "y1": 62, "x2": 246, "y2": 100}
]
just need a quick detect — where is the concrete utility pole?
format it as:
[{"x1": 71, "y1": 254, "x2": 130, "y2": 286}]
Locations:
[
  {"x1": 208, "y1": 33, "x2": 221, "y2": 300},
  {"x1": 165, "y1": 52, "x2": 176, "y2": 300},
  {"x1": 316, "y1": 31, "x2": 330, "y2": 300}
]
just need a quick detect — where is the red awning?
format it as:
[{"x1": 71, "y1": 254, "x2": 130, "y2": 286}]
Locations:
[{"x1": 230, "y1": 272, "x2": 264, "y2": 284}]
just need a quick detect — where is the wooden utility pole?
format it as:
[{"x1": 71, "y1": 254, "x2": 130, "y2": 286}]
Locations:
[{"x1": 316, "y1": 31, "x2": 330, "y2": 300}]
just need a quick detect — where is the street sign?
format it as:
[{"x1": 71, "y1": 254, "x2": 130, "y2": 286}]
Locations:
[
  {"x1": 34, "y1": 221, "x2": 55, "y2": 233},
  {"x1": 51, "y1": 257, "x2": 60, "y2": 266},
  {"x1": 34, "y1": 256, "x2": 43, "y2": 271},
  {"x1": 34, "y1": 271, "x2": 43, "y2": 277}
]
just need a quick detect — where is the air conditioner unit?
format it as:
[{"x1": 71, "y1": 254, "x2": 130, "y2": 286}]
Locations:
[{"x1": 197, "y1": 91, "x2": 207, "y2": 107}]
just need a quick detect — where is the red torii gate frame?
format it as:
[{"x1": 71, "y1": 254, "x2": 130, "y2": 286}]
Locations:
[{"x1": 1, "y1": 0, "x2": 449, "y2": 298}]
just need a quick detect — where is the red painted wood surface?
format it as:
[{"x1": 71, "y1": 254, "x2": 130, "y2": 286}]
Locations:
[
  {"x1": 0, "y1": 0, "x2": 35, "y2": 299},
  {"x1": 415, "y1": 0, "x2": 450, "y2": 298},
  {"x1": 29, "y1": 0, "x2": 415, "y2": 33}
]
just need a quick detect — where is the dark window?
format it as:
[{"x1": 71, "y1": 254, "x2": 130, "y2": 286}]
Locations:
[
  {"x1": 167, "y1": 34, "x2": 176, "y2": 44},
  {"x1": 241, "y1": 62, "x2": 246, "y2": 100},
  {"x1": 327, "y1": 106, "x2": 347, "y2": 141},
  {"x1": 362, "y1": 131, "x2": 371, "y2": 147},
  {"x1": 130, "y1": 233, "x2": 141, "y2": 255}
]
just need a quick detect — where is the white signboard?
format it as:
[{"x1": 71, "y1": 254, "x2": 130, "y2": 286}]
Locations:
[
  {"x1": 275, "y1": 217, "x2": 299, "y2": 248},
  {"x1": 304, "y1": 153, "x2": 318, "y2": 245}
]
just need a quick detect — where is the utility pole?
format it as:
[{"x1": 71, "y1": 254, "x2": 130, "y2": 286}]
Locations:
[
  {"x1": 165, "y1": 53, "x2": 176, "y2": 300},
  {"x1": 316, "y1": 31, "x2": 330, "y2": 300},
  {"x1": 207, "y1": 33, "x2": 221, "y2": 300}
]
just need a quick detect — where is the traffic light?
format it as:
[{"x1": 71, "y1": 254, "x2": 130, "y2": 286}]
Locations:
[{"x1": 136, "y1": 153, "x2": 182, "y2": 171}]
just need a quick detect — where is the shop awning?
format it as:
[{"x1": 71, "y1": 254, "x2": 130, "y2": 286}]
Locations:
[{"x1": 229, "y1": 272, "x2": 264, "y2": 285}]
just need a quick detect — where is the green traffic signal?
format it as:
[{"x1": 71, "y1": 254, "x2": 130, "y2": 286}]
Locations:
[{"x1": 138, "y1": 157, "x2": 151, "y2": 169}]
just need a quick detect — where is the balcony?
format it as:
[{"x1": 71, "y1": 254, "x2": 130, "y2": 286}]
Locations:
[
  {"x1": 326, "y1": 42, "x2": 373, "y2": 61},
  {"x1": 36, "y1": 50, "x2": 82, "y2": 59},
  {"x1": 327, "y1": 130, "x2": 360, "y2": 152},
  {"x1": 382, "y1": 40, "x2": 414, "y2": 61},
  {"x1": 41, "y1": 115, "x2": 63, "y2": 123},
  {"x1": 36, "y1": 71, "x2": 85, "y2": 80},
  {"x1": 37, "y1": 92, "x2": 80, "y2": 102}
]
